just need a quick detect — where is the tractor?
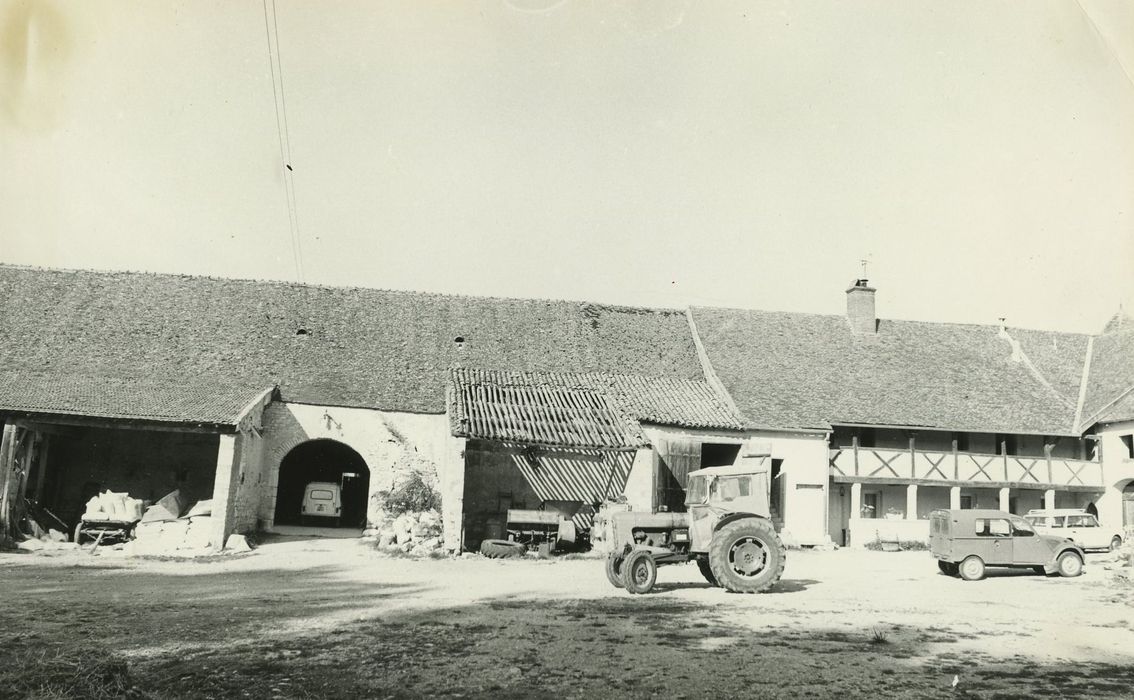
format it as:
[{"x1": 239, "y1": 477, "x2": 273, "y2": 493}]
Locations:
[{"x1": 594, "y1": 460, "x2": 786, "y2": 594}]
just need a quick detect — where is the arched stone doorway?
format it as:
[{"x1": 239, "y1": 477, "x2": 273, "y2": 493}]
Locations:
[{"x1": 273, "y1": 439, "x2": 370, "y2": 528}]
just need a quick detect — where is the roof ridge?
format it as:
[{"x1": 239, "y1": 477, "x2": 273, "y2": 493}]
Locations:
[{"x1": 0, "y1": 262, "x2": 686, "y2": 314}]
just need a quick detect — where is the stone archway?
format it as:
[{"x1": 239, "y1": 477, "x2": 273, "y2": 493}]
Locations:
[{"x1": 273, "y1": 439, "x2": 370, "y2": 528}]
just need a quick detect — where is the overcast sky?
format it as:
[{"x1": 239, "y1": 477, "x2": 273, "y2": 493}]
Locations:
[{"x1": 2, "y1": 0, "x2": 1132, "y2": 332}]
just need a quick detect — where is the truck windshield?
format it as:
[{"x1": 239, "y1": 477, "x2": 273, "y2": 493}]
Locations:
[{"x1": 685, "y1": 476, "x2": 708, "y2": 506}]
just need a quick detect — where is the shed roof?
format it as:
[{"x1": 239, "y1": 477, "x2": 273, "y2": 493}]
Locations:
[
  {"x1": 1078, "y1": 324, "x2": 1134, "y2": 428},
  {"x1": 448, "y1": 370, "x2": 647, "y2": 449},
  {"x1": 0, "y1": 265, "x2": 706, "y2": 419},
  {"x1": 691, "y1": 306, "x2": 1089, "y2": 435},
  {"x1": 0, "y1": 372, "x2": 271, "y2": 428}
]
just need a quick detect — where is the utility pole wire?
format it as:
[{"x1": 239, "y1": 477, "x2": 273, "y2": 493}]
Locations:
[{"x1": 262, "y1": 0, "x2": 305, "y2": 282}]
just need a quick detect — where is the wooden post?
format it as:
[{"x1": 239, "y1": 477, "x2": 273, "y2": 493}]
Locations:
[
  {"x1": 0, "y1": 424, "x2": 18, "y2": 539},
  {"x1": 852, "y1": 433, "x2": 860, "y2": 477},
  {"x1": 1044, "y1": 442, "x2": 1053, "y2": 485},
  {"x1": 908, "y1": 432, "x2": 916, "y2": 478},
  {"x1": 1000, "y1": 437, "x2": 1009, "y2": 481},
  {"x1": 952, "y1": 437, "x2": 959, "y2": 480}
]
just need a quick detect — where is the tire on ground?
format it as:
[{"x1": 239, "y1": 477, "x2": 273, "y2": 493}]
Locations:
[
  {"x1": 621, "y1": 549, "x2": 657, "y2": 594},
  {"x1": 479, "y1": 539, "x2": 525, "y2": 559},
  {"x1": 707, "y1": 518, "x2": 786, "y2": 593},
  {"x1": 1056, "y1": 550, "x2": 1083, "y2": 578},
  {"x1": 958, "y1": 555, "x2": 985, "y2": 581},
  {"x1": 605, "y1": 551, "x2": 625, "y2": 587},
  {"x1": 696, "y1": 556, "x2": 720, "y2": 586},
  {"x1": 1110, "y1": 536, "x2": 1122, "y2": 552}
]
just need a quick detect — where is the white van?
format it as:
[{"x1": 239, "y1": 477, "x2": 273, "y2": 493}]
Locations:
[
  {"x1": 301, "y1": 481, "x2": 342, "y2": 525},
  {"x1": 1023, "y1": 509, "x2": 1122, "y2": 552}
]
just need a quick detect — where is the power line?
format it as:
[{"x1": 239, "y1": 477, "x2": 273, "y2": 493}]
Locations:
[{"x1": 262, "y1": 0, "x2": 304, "y2": 282}]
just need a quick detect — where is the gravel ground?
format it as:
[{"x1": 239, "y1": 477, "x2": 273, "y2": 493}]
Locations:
[{"x1": 2, "y1": 537, "x2": 1133, "y2": 699}]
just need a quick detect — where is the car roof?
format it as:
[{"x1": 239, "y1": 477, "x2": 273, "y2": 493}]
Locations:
[{"x1": 1024, "y1": 509, "x2": 1090, "y2": 516}]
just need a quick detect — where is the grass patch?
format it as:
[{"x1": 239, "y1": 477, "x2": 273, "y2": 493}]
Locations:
[{"x1": 1, "y1": 647, "x2": 147, "y2": 699}]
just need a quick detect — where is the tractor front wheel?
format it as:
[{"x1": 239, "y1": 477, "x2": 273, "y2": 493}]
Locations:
[
  {"x1": 621, "y1": 550, "x2": 658, "y2": 594},
  {"x1": 696, "y1": 556, "x2": 720, "y2": 586},
  {"x1": 708, "y1": 518, "x2": 786, "y2": 593},
  {"x1": 605, "y1": 551, "x2": 625, "y2": 587}
]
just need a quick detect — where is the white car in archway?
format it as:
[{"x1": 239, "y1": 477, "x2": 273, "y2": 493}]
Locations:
[{"x1": 301, "y1": 482, "x2": 342, "y2": 526}]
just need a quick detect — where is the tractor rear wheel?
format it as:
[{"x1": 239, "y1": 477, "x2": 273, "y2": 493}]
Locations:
[
  {"x1": 621, "y1": 550, "x2": 657, "y2": 594},
  {"x1": 708, "y1": 518, "x2": 785, "y2": 593},
  {"x1": 605, "y1": 551, "x2": 625, "y2": 587},
  {"x1": 696, "y1": 556, "x2": 720, "y2": 586}
]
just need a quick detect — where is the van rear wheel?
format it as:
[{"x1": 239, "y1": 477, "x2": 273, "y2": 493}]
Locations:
[
  {"x1": 1110, "y1": 536, "x2": 1122, "y2": 552},
  {"x1": 958, "y1": 555, "x2": 985, "y2": 581}
]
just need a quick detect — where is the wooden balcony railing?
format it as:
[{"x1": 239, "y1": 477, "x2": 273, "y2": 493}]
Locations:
[{"x1": 828, "y1": 446, "x2": 1103, "y2": 489}]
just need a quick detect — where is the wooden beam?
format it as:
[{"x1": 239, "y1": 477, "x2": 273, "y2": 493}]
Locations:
[
  {"x1": 830, "y1": 475, "x2": 1104, "y2": 492},
  {"x1": 1, "y1": 413, "x2": 232, "y2": 435}
]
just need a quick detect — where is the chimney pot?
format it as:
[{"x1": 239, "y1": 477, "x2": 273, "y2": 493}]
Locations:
[{"x1": 846, "y1": 279, "x2": 877, "y2": 334}]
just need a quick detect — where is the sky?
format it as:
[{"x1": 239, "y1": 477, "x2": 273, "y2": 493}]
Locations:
[{"x1": 1, "y1": 0, "x2": 1132, "y2": 333}]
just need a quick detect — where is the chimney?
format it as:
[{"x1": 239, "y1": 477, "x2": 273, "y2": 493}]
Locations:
[{"x1": 846, "y1": 279, "x2": 877, "y2": 334}]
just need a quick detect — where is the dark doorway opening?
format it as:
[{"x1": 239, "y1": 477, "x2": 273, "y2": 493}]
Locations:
[
  {"x1": 700, "y1": 443, "x2": 741, "y2": 468},
  {"x1": 274, "y1": 440, "x2": 369, "y2": 528}
]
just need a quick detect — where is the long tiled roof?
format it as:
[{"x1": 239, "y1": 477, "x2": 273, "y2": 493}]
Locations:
[
  {"x1": 0, "y1": 265, "x2": 706, "y2": 419},
  {"x1": 448, "y1": 370, "x2": 647, "y2": 449},
  {"x1": 449, "y1": 368, "x2": 745, "y2": 442},
  {"x1": 0, "y1": 372, "x2": 271, "y2": 427},
  {"x1": 691, "y1": 306, "x2": 1090, "y2": 435}
]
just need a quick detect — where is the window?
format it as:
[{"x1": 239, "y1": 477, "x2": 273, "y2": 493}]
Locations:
[
  {"x1": 1066, "y1": 515, "x2": 1097, "y2": 527},
  {"x1": 975, "y1": 518, "x2": 1011, "y2": 537},
  {"x1": 1050, "y1": 516, "x2": 1065, "y2": 528},
  {"x1": 714, "y1": 476, "x2": 751, "y2": 502},
  {"x1": 1121, "y1": 434, "x2": 1134, "y2": 459},
  {"x1": 862, "y1": 492, "x2": 880, "y2": 518},
  {"x1": 309, "y1": 489, "x2": 334, "y2": 500},
  {"x1": 960, "y1": 495, "x2": 973, "y2": 510}
]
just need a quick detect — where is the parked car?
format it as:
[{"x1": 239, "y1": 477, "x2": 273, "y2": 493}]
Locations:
[
  {"x1": 929, "y1": 509, "x2": 1085, "y2": 581},
  {"x1": 301, "y1": 481, "x2": 342, "y2": 526},
  {"x1": 1022, "y1": 509, "x2": 1122, "y2": 552}
]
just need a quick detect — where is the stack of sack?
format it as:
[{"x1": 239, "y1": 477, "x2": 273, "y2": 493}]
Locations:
[
  {"x1": 125, "y1": 491, "x2": 215, "y2": 556},
  {"x1": 83, "y1": 491, "x2": 145, "y2": 521}
]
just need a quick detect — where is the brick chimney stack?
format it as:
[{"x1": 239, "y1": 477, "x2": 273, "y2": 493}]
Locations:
[{"x1": 846, "y1": 279, "x2": 877, "y2": 334}]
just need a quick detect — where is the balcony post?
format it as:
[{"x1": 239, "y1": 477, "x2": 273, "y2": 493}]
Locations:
[
  {"x1": 949, "y1": 486, "x2": 961, "y2": 510},
  {"x1": 1044, "y1": 442, "x2": 1053, "y2": 484},
  {"x1": 852, "y1": 433, "x2": 860, "y2": 477},
  {"x1": 951, "y1": 437, "x2": 959, "y2": 479},
  {"x1": 999, "y1": 487, "x2": 1010, "y2": 513},
  {"x1": 1000, "y1": 437, "x2": 1009, "y2": 481},
  {"x1": 851, "y1": 482, "x2": 862, "y2": 518},
  {"x1": 906, "y1": 484, "x2": 918, "y2": 520},
  {"x1": 1044, "y1": 489, "x2": 1056, "y2": 510}
]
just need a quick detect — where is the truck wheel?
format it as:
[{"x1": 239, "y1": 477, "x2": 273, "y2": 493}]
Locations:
[
  {"x1": 605, "y1": 552, "x2": 625, "y2": 587},
  {"x1": 958, "y1": 555, "x2": 985, "y2": 581},
  {"x1": 479, "y1": 539, "x2": 525, "y2": 559},
  {"x1": 708, "y1": 518, "x2": 786, "y2": 593},
  {"x1": 1056, "y1": 550, "x2": 1083, "y2": 578},
  {"x1": 621, "y1": 550, "x2": 657, "y2": 594},
  {"x1": 937, "y1": 561, "x2": 958, "y2": 576},
  {"x1": 696, "y1": 556, "x2": 720, "y2": 586},
  {"x1": 1110, "y1": 536, "x2": 1122, "y2": 552}
]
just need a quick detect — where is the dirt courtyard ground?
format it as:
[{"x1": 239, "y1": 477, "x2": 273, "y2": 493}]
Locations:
[{"x1": 2, "y1": 537, "x2": 1133, "y2": 699}]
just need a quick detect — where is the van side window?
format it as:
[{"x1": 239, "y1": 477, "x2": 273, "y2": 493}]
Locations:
[
  {"x1": 1066, "y1": 515, "x2": 1094, "y2": 527},
  {"x1": 1050, "y1": 516, "x2": 1065, "y2": 528},
  {"x1": 975, "y1": 518, "x2": 1011, "y2": 537}
]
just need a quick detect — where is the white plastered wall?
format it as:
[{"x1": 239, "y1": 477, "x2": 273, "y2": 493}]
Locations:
[
  {"x1": 258, "y1": 402, "x2": 466, "y2": 550},
  {"x1": 1095, "y1": 420, "x2": 1134, "y2": 534}
]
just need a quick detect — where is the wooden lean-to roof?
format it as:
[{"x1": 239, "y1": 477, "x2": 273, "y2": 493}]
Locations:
[{"x1": 447, "y1": 368, "x2": 745, "y2": 449}]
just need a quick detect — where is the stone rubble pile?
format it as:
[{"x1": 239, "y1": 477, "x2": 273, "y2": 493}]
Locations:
[
  {"x1": 84, "y1": 490, "x2": 146, "y2": 521},
  {"x1": 364, "y1": 509, "x2": 444, "y2": 557},
  {"x1": 124, "y1": 497, "x2": 215, "y2": 556}
]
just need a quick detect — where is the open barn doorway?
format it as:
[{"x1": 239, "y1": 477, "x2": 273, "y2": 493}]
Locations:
[{"x1": 273, "y1": 439, "x2": 369, "y2": 529}]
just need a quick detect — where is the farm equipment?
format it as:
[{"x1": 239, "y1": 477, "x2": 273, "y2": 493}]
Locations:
[{"x1": 594, "y1": 459, "x2": 786, "y2": 594}]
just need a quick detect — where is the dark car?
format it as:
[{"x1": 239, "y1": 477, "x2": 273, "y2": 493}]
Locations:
[{"x1": 929, "y1": 509, "x2": 1085, "y2": 581}]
